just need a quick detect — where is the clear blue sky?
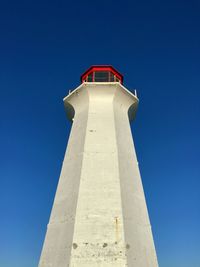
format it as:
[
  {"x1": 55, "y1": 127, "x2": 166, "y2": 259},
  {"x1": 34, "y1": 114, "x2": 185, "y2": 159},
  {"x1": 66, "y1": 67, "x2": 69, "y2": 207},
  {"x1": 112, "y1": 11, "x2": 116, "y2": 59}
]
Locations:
[{"x1": 0, "y1": 0, "x2": 200, "y2": 266}]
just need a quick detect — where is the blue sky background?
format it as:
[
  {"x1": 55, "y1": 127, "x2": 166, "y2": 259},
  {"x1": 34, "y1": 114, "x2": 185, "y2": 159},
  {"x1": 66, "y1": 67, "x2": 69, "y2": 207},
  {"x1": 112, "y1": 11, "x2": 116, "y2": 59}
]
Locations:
[{"x1": 0, "y1": 0, "x2": 200, "y2": 266}]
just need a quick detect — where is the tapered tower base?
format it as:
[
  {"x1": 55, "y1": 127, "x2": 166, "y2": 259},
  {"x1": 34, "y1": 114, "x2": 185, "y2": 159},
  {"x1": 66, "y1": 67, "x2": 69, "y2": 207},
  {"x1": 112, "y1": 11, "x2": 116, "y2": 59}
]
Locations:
[{"x1": 38, "y1": 82, "x2": 158, "y2": 267}]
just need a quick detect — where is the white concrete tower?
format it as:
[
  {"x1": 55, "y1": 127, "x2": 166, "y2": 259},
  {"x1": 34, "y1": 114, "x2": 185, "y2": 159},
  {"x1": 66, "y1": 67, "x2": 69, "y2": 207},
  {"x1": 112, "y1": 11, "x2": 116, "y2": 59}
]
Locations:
[{"x1": 38, "y1": 65, "x2": 158, "y2": 267}]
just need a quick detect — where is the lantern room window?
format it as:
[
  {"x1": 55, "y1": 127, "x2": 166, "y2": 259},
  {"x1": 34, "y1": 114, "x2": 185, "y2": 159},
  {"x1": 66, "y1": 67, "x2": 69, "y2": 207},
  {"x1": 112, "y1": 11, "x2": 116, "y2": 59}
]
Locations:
[
  {"x1": 87, "y1": 73, "x2": 93, "y2": 82},
  {"x1": 81, "y1": 66, "x2": 123, "y2": 84},
  {"x1": 95, "y1": 71, "x2": 109, "y2": 82}
]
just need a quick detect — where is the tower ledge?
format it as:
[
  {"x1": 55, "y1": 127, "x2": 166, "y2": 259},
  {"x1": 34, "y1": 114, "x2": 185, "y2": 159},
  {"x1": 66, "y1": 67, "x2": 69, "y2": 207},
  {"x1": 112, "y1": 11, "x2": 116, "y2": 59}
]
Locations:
[{"x1": 63, "y1": 83, "x2": 139, "y2": 122}]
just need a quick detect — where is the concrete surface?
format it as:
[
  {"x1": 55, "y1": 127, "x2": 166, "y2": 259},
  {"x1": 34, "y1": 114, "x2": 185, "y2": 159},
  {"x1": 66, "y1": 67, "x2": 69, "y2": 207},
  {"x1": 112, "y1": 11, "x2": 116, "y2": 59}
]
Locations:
[{"x1": 38, "y1": 82, "x2": 158, "y2": 267}]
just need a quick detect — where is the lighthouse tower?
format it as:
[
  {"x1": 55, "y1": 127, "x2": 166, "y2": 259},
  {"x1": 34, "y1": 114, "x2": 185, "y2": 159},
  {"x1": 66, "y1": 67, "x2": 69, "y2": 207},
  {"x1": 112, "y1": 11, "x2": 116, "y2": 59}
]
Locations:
[{"x1": 38, "y1": 66, "x2": 158, "y2": 267}]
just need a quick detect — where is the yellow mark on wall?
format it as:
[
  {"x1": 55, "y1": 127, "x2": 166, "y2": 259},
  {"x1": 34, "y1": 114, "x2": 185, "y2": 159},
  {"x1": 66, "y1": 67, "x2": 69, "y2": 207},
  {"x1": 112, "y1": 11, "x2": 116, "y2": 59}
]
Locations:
[{"x1": 115, "y1": 216, "x2": 119, "y2": 243}]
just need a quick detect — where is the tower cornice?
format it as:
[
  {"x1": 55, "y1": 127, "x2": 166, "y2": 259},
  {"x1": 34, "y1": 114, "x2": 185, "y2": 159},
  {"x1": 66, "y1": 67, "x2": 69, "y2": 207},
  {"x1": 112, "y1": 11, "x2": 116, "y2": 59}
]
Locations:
[{"x1": 63, "y1": 83, "x2": 139, "y2": 122}]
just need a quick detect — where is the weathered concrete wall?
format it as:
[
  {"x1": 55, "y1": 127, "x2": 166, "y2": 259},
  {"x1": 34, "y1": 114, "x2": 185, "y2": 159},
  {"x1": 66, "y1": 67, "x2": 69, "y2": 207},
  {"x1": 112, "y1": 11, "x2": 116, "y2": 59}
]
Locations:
[
  {"x1": 38, "y1": 86, "x2": 89, "y2": 267},
  {"x1": 38, "y1": 83, "x2": 158, "y2": 267},
  {"x1": 114, "y1": 84, "x2": 158, "y2": 266},
  {"x1": 69, "y1": 84, "x2": 127, "y2": 266}
]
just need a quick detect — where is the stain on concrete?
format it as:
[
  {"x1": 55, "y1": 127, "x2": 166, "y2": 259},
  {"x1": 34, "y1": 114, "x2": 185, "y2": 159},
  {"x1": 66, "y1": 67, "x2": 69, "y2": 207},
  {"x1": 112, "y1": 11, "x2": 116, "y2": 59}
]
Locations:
[
  {"x1": 103, "y1": 243, "x2": 108, "y2": 248},
  {"x1": 72, "y1": 243, "x2": 78, "y2": 249},
  {"x1": 115, "y1": 217, "x2": 119, "y2": 243}
]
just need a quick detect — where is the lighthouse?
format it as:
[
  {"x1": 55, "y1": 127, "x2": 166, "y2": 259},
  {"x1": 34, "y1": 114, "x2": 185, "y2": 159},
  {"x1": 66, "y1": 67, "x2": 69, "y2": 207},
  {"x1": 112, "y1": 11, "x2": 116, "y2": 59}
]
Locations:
[{"x1": 38, "y1": 66, "x2": 158, "y2": 267}]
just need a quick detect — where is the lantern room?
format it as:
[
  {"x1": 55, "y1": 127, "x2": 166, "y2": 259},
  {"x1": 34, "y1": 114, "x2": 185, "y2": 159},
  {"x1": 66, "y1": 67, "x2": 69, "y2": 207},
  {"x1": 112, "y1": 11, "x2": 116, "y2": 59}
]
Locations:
[{"x1": 81, "y1": 65, "x2": 123, "y2": 84}]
